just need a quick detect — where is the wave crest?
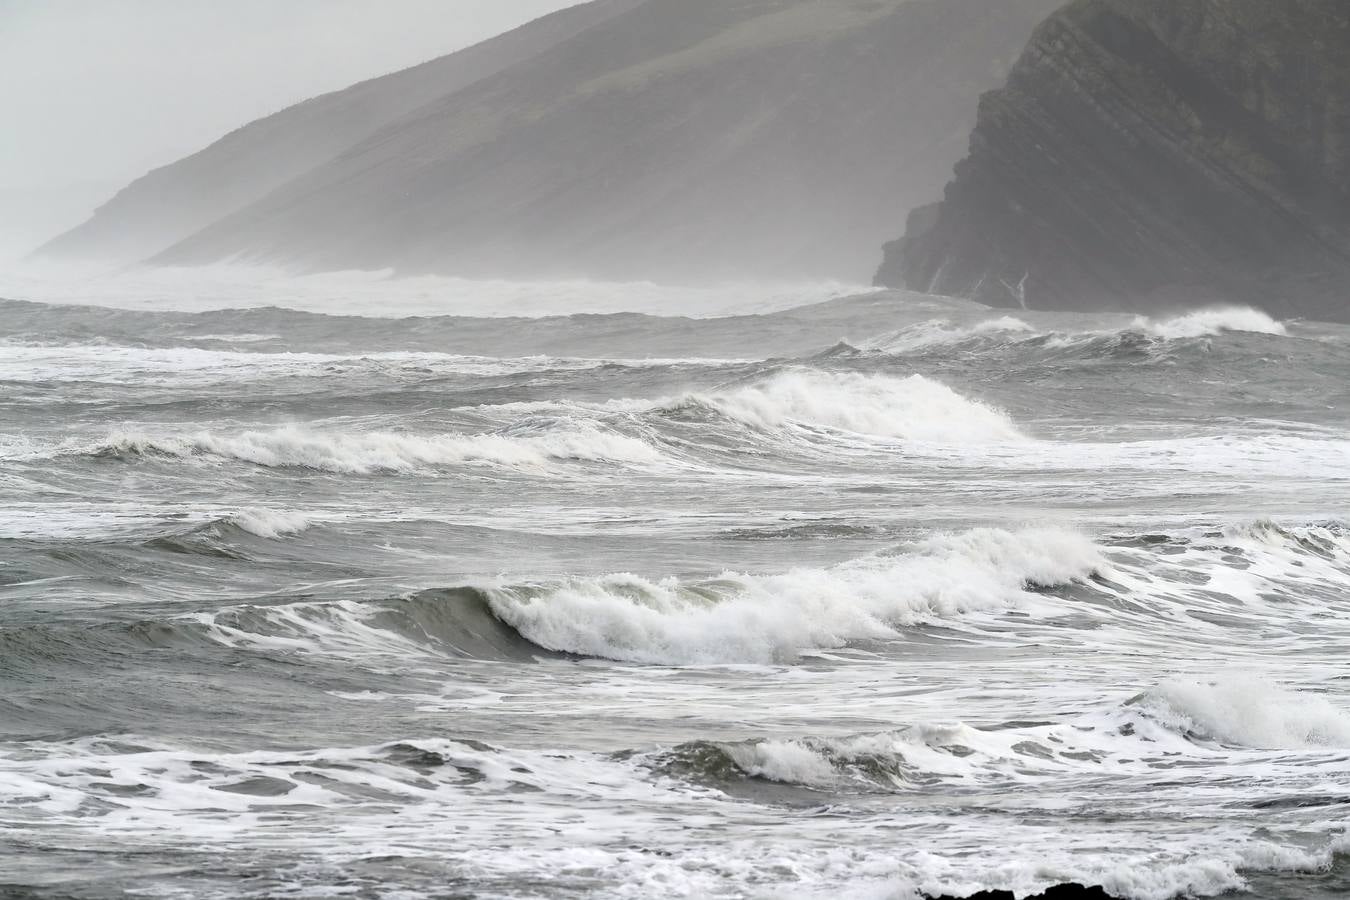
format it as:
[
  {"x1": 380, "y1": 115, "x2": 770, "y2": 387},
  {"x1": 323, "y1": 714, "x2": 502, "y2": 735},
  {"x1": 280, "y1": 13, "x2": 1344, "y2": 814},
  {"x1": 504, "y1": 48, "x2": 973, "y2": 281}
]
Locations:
[
  {"x1": 226, "y1": 508, "x2": 314, "y2": 539},
  {"x1": 92, "y1": 420, "x2": 669, "y2": 474},
  {"x1": 1137, "y1": 307, "x2": 1289, "y2": 340},
  {"x1": 864, "y1": 306, "x2": 1290, "y2": 359},
  {"x1": 1132, "y1": 676, "x2": 1350, "y2": 749},
  {"x1": 484, "y1": 527, "x2": 1102, "y2": 664},
  {"x1": 667, "y1": 370, "x2": 1023, "y2": 444},
  {"x1": 867, "y1": 316, "x2": 1036, "y2": 353}
]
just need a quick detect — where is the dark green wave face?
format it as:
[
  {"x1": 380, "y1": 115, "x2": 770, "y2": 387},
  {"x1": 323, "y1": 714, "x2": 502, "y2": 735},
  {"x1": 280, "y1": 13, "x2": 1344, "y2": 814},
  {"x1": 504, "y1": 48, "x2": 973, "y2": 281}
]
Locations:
[{"x1": 2, "y1": 290, "x2": 1348, "y2": 899}]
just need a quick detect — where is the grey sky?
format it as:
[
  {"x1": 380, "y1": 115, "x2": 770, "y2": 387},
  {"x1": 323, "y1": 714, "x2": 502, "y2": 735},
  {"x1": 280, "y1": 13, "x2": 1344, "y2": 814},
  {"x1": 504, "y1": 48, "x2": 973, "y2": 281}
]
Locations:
[{"x1": 0, "y1": 1, "x2": 577, "y2": 192}]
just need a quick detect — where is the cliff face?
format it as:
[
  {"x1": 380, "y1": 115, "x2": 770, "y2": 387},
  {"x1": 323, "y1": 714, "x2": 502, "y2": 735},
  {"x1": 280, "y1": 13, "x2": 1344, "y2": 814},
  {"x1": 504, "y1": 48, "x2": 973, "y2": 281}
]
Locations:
[
  {"x1": 878, "y1": 0, "x2": 1350, "y2": 321},
  {"x1": 41, "y1": 0, "x2": 1059, "y2": 283}
]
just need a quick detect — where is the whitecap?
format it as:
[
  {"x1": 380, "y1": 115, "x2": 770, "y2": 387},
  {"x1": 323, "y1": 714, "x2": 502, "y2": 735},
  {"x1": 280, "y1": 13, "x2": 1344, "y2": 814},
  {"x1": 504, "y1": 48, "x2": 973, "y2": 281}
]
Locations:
[
  {"x1": 672, "y1": 369, "x2": 1024, "y2": 444},
  {"x1": 485, "y1": 527, "x2": 1102, "y2": 664},
  {"x1": 226, "y1": 508, "x2": 315, "y2": 539},
  {"x1": 92, "y1": 420, "x2": 670, "y2": 474},
  {"x1": 1134, "y1": 306, "x2": 1288, "y2": 339},
  {"x1": 1135, "y1": 675, "x2": 1350, "y2": 749}
]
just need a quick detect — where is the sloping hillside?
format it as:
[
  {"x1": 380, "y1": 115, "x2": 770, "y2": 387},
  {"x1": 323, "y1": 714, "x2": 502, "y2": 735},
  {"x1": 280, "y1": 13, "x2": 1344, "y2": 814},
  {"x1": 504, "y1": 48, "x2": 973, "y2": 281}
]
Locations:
[
  {"x1": 44, "y1": 0, "x2": 1059, "y2": 283},
  {"x1": 37, "y1": 0, "x2": 645, "y2": 263}
]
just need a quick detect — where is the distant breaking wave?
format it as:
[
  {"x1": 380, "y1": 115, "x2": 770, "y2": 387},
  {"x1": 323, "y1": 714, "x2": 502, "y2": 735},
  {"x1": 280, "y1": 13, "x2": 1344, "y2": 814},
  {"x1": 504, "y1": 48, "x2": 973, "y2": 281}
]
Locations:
[
  {"x1": 663, "y1": 369, "x2": 1024, "y2": 443},
  {"x1": 28, "y1": 370, "x2": 1024, "y2": 475},
  {"x1": 866, "y1": 316, "x2": 1038, "y2": 353},
  {"x1": 92, "y1": 421, "x2": 669, "y2": 474},
  {"x1": 0, "y1": 341, "x2": 743, "y2": 384},
  {"x1": 1138, "y1": 307, "x2": 1288, "y2": 340},
  {"x1": 868, "y1": 305, "x2": 1290, "y2": 356}
]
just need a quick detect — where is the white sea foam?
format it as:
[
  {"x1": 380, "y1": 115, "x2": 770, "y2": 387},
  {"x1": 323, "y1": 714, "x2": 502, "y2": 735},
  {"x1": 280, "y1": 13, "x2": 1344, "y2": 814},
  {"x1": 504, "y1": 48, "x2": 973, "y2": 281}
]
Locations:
[
  {"x1": 1137, "y1": 676, "x2": 1350, "y2": 749},
  {"x1": 722, "y1": 738, "x2": 844, "y2": 786},
  {"x1": 485, "y1": 527, "x2": 1103, "y2": 664},
  {"x1": 194, "y1": 599, "x2": 433, "y2": 659},
  {"x1": 937, "y1": 431, "x2": 1350, "y2": 483},
  {"x1": 867, "y1": 316, "x2": 1036, "y2": 352},
  {"x1": 0, "y1": 342, "x2": 730, "y2": 385},
  {"x1": 96, "y1": 421, "x2": 669, "y2": 474},
  {"x1": 713, "y1": 723, "x2": 1019, "y2": 791},
  {"x1": 9, "y1": 724, "x2": 1340, "y2": 900},
  {"x1": 708, "y1": 677, "x2": 1350, "y2": 796},
  {"x1": 498, "y1": 370, "x2": 1025, "y2": 447},
  {"x1": 1137, "y1": 306, "x2": 1288, "y2": 339},
  {"x1": 677, "y1": 369, "x2": 1024, "y2": 444},
  {"x1": 864, "y1": 306, "x2": 1290, "y2": 358},
  {"x1": 190, "y1": 333, "x2": 280, "y2": 343},
  {"x1": 226, "y1": 508, "x2": 315, "y2": 539}
]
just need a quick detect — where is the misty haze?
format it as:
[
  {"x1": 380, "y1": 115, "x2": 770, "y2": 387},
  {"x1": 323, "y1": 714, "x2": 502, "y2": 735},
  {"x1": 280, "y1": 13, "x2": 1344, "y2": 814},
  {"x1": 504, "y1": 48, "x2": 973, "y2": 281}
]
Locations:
[{"x1": 1, "y1": 2, "x2": 1348, "y2": 899}]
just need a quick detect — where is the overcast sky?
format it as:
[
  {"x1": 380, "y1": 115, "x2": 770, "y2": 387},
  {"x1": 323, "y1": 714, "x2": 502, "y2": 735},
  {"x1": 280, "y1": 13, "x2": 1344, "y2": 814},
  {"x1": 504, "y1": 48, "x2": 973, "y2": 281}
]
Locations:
[{"x1": 0, "y1": 0, "x2": 576, "y2": 192}]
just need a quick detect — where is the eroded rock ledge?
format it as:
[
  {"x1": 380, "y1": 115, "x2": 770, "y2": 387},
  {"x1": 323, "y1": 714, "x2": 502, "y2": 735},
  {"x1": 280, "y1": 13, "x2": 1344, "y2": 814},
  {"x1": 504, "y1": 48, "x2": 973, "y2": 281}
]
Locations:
[{"x1": 878, "y1": 0, "x2": 1350, "y2": 322}]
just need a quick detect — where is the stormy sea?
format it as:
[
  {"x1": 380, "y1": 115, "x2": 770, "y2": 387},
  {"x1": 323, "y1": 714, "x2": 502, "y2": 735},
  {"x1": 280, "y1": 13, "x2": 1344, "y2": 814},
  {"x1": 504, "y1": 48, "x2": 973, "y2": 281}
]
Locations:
[{"x1": 1, "y1": 276, "x2": 1347, "y2": 899}]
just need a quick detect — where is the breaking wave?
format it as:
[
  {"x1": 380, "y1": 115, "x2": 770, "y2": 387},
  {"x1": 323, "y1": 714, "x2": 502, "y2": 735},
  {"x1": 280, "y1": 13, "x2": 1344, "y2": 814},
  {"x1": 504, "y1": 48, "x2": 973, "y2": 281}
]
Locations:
[
  {"x1": 226, "y1": 508, "x2": 315, "y2": 539},
  {"x1": 50, "y1": 369, "x2": 1024, "y2": 476},
  {"x1": 483, "y1": 527, "x2": 1101, "y2": 664},
  {"x1": 661, "y1": 369, "x2": 1024, "y2": 443},
  {"x1": 478, "y1": 520, "x2": 1350, "y2": 666},
  {"x1": 15, "y1": 527, "x2": 1093, "y2": 668},
  {"x1": 866, "y1": 306, "x2": 1291, "y2": 359},
  {"x1": 866, "y1": 316, "x2": 1037, "y2": 353},
  {"x1": 21, "y1": 520, "x2": 1350, "y2": 670},
  {"x1": 1132, "y1": 676, "x2": 1350, "y2": 749},
  {"x1": 1139, "y1": 307, "x2": 1289, "y2": 340},
  {"x1": 140, "y1": 509, "x2": 316, "y2": 559},
  {"x1": 88, "y1": 420, "x2": 670, "y2": 474},
  {"x1": 660, "y1": 677, "x2": 1350, "y2": 797}
]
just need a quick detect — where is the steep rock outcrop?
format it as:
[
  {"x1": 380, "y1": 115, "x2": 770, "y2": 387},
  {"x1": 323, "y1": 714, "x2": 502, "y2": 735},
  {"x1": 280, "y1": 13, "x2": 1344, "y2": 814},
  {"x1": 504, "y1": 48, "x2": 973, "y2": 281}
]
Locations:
[
  {"x1": 878, "y1": 0, "x2": 1350, "y2": 321},
  {"x1": 42, "y1": 0, "x2": 1060, "y2": 283}
]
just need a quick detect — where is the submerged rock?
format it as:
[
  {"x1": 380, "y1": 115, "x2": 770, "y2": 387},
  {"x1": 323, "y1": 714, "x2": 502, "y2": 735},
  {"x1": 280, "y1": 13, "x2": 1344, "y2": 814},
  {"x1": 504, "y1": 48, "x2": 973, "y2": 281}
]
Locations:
[
  {"x1": 878, "y1": 0, "x2": 1350, "y2": 322},
  {"x1": 925, "y1": 885, "x2": 1117, "y2": 900}
]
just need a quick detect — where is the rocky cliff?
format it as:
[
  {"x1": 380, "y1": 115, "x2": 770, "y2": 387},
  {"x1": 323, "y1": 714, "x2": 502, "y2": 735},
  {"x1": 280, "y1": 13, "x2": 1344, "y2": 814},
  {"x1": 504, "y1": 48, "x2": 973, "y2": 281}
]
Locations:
[
  {"x1": 40, "y1": 0, "x2": 1060, "y2": 283},
  {"x1": 877, "y1": 0, "x2": 1350, "y2": 322}
]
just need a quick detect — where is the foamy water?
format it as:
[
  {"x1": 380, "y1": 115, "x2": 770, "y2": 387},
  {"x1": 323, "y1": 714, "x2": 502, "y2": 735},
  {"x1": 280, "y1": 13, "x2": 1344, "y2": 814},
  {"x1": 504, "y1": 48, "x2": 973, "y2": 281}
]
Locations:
[{"x1": 1, "y1": 280, "x2": 1348, "y2": 900}]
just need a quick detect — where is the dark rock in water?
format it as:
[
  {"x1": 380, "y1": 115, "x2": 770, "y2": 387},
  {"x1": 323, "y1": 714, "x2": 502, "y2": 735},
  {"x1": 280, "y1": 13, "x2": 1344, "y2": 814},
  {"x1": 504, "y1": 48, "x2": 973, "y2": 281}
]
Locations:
[
  {"x1": 39, "y1": 0, "x2": 1061, "y2": 283},
  {"x1": 877, "y1": 0, "x2": 1350, "y2": 323},
  {"x1": 925, "y1": 884, "x2": 1118, "y2": 900}
]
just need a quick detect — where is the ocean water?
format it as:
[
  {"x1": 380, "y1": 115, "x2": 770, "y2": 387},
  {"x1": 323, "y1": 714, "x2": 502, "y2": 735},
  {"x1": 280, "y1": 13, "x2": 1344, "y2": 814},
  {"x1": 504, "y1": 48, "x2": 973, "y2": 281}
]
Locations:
[{"x1": 1, "y1": 275, "x2": 1348, "y2": 899}]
